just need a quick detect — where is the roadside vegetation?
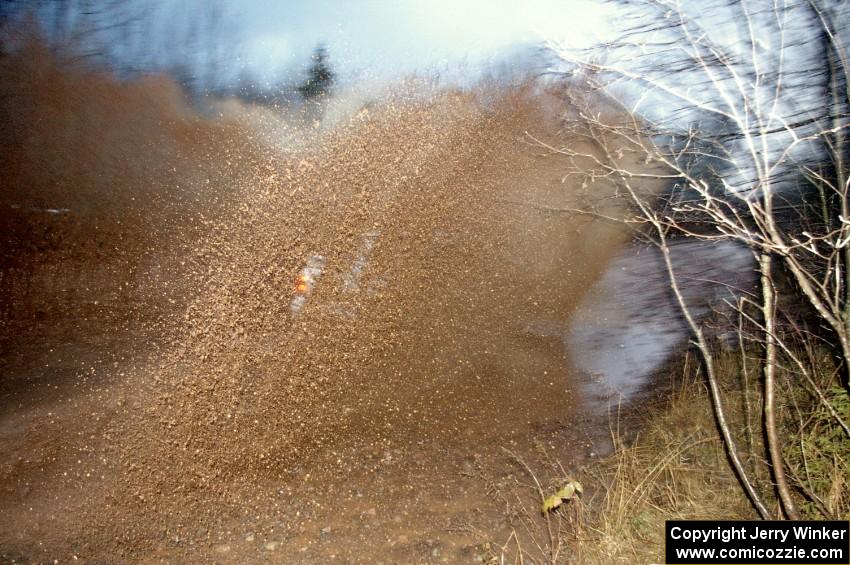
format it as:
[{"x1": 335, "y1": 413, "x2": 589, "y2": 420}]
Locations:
[
  {"x1": 485, "y1": 339, "x2": 847, "y2": 564},
  {"x1": 553, "y1": 0, "x2": 850, "y2": 522},
  {"x1": 576, "y1": 342, "x2": 848, "y2": 563},
  {"x1": 483, "y1": 0, "x2": 850, "y2": 561}
]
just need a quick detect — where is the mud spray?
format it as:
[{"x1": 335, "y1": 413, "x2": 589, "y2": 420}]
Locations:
[{"x1": 1, "y1": 49, "x2": 635, "y2": 562}]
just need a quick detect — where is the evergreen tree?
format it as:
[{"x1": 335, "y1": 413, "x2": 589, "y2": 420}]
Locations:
[{"x1": 297, "y1": 44, "x2": 334, "y2": 102}]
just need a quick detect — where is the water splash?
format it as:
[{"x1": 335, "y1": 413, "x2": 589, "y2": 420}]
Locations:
[{"x1": 566, "y1": 239, "x2": 755, "y2": 409}]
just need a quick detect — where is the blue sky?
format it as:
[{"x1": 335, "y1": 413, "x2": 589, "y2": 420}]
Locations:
[
  {"x1": 20, "y1": 0, "x2": 612, "y2": 86},
  {"x1": 229, "y1": 0, "x2": 611, "y2": 81}
]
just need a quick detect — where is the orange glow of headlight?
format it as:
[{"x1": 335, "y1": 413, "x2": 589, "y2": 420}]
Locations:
[{"x1": 295, "y1": 275, "x2": 310, "y2": 294}]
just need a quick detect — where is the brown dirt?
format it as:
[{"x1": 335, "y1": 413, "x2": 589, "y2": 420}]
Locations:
[{"x1": 0, "y1": 50, "x2": 629, "y2": 563}]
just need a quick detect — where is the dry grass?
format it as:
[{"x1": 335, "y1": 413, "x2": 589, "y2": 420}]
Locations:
[
  {"x1": 577, "y1": 346, "x2": 848, "y2": 563},
  {"x1": 484, "y1": 341, "x2": 849, "y2": 564},
  {"x1": 572, "y1": 352, "x2": 755, "y2": 564}
]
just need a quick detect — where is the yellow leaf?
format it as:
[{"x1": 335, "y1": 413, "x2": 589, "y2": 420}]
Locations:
[
  {"x1": 542, "y1": 494, "x2": 563, "y2": 513},
  {"x1": 542, "y1": 479, "x2": 583, "y2": 514},
  {"x1": 555, "y1": 484, "x2": 576, "y2": 500}
]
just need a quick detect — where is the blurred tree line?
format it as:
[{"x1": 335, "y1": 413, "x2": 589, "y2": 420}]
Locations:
[{"x1": 0, "y1": 0, "x2": 335, "y2": 108}]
